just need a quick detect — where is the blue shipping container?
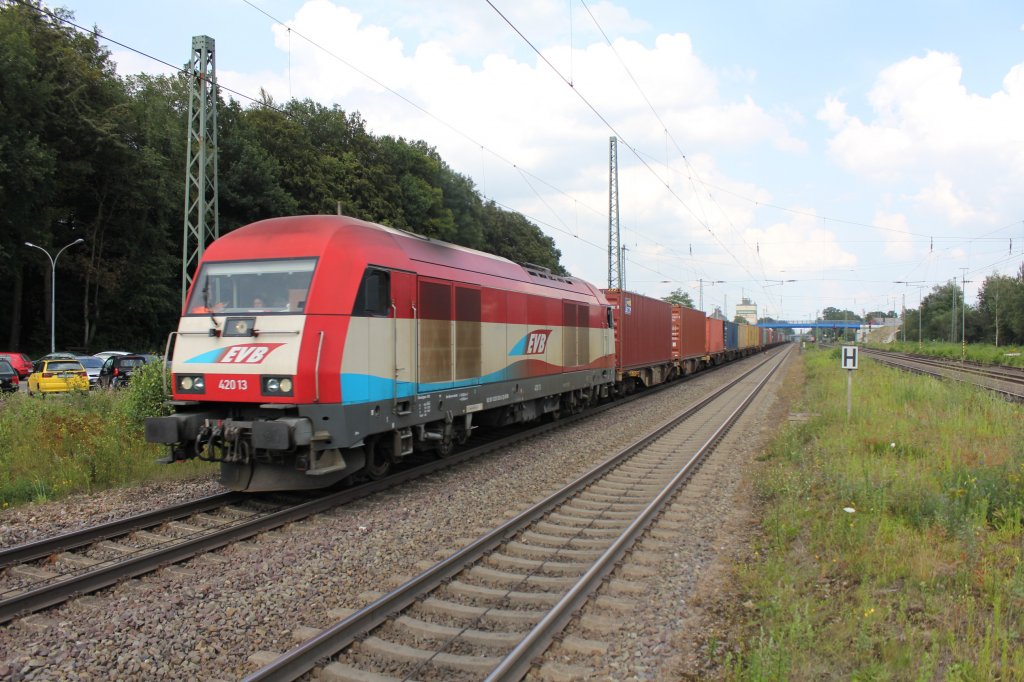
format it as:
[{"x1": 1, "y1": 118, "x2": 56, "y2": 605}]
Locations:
[{"x1": 724, "y1": 321, "x2": 739, "y2": 351}]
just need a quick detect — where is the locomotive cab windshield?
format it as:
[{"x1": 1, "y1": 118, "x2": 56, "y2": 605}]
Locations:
[{"x1": 187, "y1": 258, "x2": 316, "y2": 314}]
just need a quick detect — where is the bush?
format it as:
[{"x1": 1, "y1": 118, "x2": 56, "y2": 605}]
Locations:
[{"x1": 120, "y1": 360, "x2": 172, "y2": 428}]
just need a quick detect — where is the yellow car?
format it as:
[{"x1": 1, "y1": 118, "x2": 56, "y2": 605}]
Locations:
[{"x1": 27, "y1": 359, "x2": 90, "y2": 395}]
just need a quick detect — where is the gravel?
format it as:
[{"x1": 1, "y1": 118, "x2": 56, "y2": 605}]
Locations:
[{"x1": 0, "y1": 354, "x2": 783, "y2": 681}]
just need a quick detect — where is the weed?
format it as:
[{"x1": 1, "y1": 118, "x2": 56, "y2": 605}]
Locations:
[{"x1": 730, "y1": 347, "x2": 1024, "y2": 678}]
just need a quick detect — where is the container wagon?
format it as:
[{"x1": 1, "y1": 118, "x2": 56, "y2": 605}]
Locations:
[{"x1": 602, "y1": 289, "x2": 675, "y2": 392}]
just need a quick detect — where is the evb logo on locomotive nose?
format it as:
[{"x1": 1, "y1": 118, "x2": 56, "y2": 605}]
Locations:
[
  {"x1": 510, "y1": 329, "x2": 553, "y2": 356},
  {"x1": 185, "y1": 343, "x2": 285, "y2": 364}
]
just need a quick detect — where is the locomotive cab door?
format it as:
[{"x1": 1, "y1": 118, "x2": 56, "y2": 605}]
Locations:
[{"x1": 388, "y1": 270, "x2": 416, "y2": 413}]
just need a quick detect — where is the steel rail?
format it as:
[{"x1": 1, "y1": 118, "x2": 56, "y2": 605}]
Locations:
[
  {"x1": 863, "y1": 348, "x2": 1024, "y2": 384},
  {"x1": 487, "y1": 347, "x2": 787, "y2": 680},
  {"x1": 0, "y1": 491, "x2": 243, "y2": 568},
  {"x1": 0, "y1": 347, "x2": 779, "y2": 626},
  {"x1": 862, "y1": 348, "x2": 1024, "y2": 402},
  {"x1": 240, "y1": 346, "x2": 788, "y2": 682}
]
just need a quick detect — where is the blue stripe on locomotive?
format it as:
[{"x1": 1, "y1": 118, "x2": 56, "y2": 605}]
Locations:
[{"x1": 341, "y1": 368, "x2": 506, "y2": 403}]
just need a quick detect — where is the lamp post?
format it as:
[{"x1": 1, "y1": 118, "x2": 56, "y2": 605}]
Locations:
[{"x1": 25, "y1": 238, "x2": 85, "y2": 354}]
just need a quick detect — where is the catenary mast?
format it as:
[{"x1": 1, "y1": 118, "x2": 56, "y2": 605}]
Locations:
[
  {"x1": 182, "y1": 35, "x2": 220, "y2": 305},
  {"x1": 608, "y1": 136, "x2": 623, "y2": 290}
]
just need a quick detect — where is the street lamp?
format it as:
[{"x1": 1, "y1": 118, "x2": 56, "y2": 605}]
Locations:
[{"x1": 25, "y1": 238, "x2": 85, "y2": 354}]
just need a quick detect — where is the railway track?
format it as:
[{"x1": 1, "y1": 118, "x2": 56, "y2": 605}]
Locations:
[
  {"x1": 861, "y1": 347, "x2": 1024, "y2": 401},
  {"x1": 241, "y1": 345, "x2": 790, "y2": 681},
  {"x1": 0, "y1": 351, "x2": 774, "y2": 626}
]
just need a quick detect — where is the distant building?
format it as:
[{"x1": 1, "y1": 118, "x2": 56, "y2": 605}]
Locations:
[{"x1": 736, "y1": 297, "x2": 758, "y2": 325}]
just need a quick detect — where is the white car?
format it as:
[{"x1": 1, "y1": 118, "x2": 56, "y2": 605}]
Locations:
[{"x1": 93, "y1": 350, "x2": 131, "y2": 360}]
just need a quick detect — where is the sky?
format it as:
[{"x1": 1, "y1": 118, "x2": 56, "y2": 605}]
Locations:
[{"x1": 58, "y1": 0, "x2": 1024, "y2": 322}]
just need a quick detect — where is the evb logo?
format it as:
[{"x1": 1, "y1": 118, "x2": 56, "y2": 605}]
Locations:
[{"x1": 510, "y1": 329, "x2": 553, "y2": 356}]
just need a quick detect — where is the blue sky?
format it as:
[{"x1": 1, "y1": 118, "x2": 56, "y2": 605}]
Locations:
[{"x1": 61, "y1": 0, "x2": 1024, "y2": 321}]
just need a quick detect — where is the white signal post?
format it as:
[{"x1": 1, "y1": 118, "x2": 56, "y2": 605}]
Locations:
[{"x1": 841, "y1": 345, "x2": 859, "y2": 421}]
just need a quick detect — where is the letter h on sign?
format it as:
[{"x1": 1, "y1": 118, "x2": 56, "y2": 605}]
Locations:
[{"x1": 841, "y1": 346, "x2": 859, "y2": 370}]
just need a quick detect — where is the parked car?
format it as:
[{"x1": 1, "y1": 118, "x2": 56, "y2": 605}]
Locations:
[
  {"x1": 27, "y1": 359, "x2": 89, "y2": 395},
  {"x1": 75, "y1": 356, "x2": 104, "y2": 389},
  {"x1": 0, "y1": 352, "x2": 33, "y2": 379},
  {"x1": 98, "y1": 354, "x2": 148, "y2": 388},
  {"x1": 93, "y1": 350, "x2": 131, "y2": 360},
  {"x1": 0, "y1": 358, "x2": 20, "y2": 394},
  {"x1": 39, "y1": 351, "x2": 78, "y2": 361}
]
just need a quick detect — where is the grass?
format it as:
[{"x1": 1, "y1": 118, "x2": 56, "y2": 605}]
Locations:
[
  {"x1": 726, "y1": 347, "x2": 1024, "y2": 680},
  {"x1": 869, "y1": 340, "x2": 1024, "y2": 368},
  {"x1": 0, "y1": 362, "x2": 215, "y2": 509}
]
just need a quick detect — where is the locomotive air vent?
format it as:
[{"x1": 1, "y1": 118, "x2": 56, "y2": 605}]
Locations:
[{"x1": 522, "y1": 262, "x2": 572, "y2": 284}]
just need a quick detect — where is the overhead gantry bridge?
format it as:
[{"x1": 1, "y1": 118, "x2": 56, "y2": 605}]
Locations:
[{"x1": 756, "y1": 320, "x2": 864, "y2": 329}]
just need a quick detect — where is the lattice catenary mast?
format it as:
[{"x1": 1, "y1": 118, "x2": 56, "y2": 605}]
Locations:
[
  {"x1": 608, "y1": 136, "x2": 623, "y2": 290},
  {"x1": 182, "y1": 35, "x2": 220, "y2": 305}
]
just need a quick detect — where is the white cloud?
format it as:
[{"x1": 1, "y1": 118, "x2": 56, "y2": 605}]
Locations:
[
  {"x1": 909, "y1": 174, "x2": 993, "y2": 226},
  {"x1": 821, "y1": 51, "x2": 1024, "y2": 219},
  {"x1": 874, "y1": 210, "x2": 914, "y2": 261},
  {"x1": 743, "y1": 211, "x2": 857, "y2": 272}
]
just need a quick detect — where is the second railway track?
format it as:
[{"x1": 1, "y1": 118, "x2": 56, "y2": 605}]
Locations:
[
  {"x1": 242, "y1": 345, "x2": 791, "y2": 681},
  {"x1": 861, "y1": 347, "x2": 1024, "y2": 401},
  {"x1": 0, "y1": 348, "x2": 769, "y2": 627}
]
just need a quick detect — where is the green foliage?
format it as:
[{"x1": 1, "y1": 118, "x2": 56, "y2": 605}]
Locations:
[
  {"x1": 661, "y1": 288, "x2": 694, "y2": 307},
  {"x1": 729, "y1": 349, "x2": 1024, "y2": 678},
  {"x1": 0, "y1": 388, "x2": 212, "y2": 509},
  {"x1": 0, "y1": 4, "x2": 567, "y2": 356},
  {"x1": 119, "y1": 360, "x2": 173, "y2": 427}
]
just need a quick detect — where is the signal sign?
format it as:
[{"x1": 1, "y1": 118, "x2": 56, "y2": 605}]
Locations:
[{"x1": 841, "y1": 345, "x2": 859, "y2": 370}]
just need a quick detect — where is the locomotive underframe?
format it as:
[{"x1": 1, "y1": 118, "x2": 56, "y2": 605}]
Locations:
[{"x1": 146, "y1": 366, "x2": 615, "y2": 491}]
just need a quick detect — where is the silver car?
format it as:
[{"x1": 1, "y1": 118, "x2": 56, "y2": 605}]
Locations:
[{"x1": 76, "y1": 356, "x2": 104, "y2": 389}]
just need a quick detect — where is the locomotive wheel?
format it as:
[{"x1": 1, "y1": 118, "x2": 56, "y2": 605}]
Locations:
[
  {"x1": 435, "y1": 437, "x2": 455, "y2": 458},
  {"x1": 363, "y1": 439, "x2": 392, "y2": 479}
]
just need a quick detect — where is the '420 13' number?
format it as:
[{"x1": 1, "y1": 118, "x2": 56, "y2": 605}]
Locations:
[{"x1": 218, "y1": 379, "x2": 249, "y2": 391}]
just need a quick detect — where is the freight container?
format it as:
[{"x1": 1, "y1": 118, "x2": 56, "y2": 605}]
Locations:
[
  {"x1": 602, "y1": 290, "x2": 674, "y2": 387},
  {"x1": 602, "y1": 290, "x2": 673, "y2": 369},
  {"x1": 740, "y1": 323, "x2": 759, "y2": 350},
  {"x1": 706, "y1": 317, "x2": 725, "y2": 354},
  {"x1": 724, "y1": 321, "x2": 740, "y2": 351},
  {"x1": 671, "y1": 305, "x2": 708, "y2": 359}
]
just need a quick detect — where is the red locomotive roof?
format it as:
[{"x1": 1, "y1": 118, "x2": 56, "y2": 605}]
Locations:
[{"x1": 197, "y1": 215, "x2": 605, "y2": 314}]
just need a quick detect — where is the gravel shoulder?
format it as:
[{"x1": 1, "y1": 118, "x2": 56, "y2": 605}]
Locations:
[{"x1": 0, "y1": 351, "x2": 797, "y2": 681}]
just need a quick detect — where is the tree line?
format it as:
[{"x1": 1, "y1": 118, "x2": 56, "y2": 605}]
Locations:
[
  {"x1": 810, "y1": 272, "x2": 1024, "y2": 346},
  {"x1": 1, "y1": 2, "x2": 565, "y2": 355}
]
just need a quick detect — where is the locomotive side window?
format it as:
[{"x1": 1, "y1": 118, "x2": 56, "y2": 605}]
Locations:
[
  {"x1": 606, "y1": 306, "x2": 614, "y2": 329},
  {"x1": 187, "y1": 258, "x2": 316, "y2": 314},
  {"x1": 354, "y1": 267, "x2": 391, "y2": 316}
]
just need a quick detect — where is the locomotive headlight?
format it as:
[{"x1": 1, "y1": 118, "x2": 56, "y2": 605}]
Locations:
[
  {"x1": 223, "y1": 317, "x2": 256, "y2": 337},
  {"x1": 261, "y1": 375, "x2": 294, "y2": 397},
  {"x1": 177, "y1": 375, "x2": 206, "y2": 394}
]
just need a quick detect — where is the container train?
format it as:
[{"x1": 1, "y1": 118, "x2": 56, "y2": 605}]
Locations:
[{"x1": 145, "y1": 215, "x2": 783, "y2": 492}]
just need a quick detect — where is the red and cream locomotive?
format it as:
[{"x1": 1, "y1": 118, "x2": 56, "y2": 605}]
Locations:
[{"x1": 146, "y1": 215, "x2": 617, "y2": 491}]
